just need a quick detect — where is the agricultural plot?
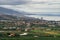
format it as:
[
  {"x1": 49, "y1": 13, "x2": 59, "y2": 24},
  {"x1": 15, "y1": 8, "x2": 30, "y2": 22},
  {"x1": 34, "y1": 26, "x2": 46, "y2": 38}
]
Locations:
[{"x1": 1, "y1": 37, "x2": 60, "y2": 40}]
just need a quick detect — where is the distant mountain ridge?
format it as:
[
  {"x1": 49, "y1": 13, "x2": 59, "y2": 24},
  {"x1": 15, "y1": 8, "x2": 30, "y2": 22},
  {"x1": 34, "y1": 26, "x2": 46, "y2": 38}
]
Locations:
[
  {"x1": 0, "y1": 7, "x2": 37, "y2": 20},
  {"x1": 0, "y1": 7, "x2": 25, "y2": 16},
  {"x1": 0, "y1": 7, "x2": 22, "y2": 20}
]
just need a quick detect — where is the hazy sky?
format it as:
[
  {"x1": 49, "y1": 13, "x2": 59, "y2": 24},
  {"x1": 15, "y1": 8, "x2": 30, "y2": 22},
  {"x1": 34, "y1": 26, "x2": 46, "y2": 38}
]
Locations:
[{"x1": 0, "y1": 0, "x2": 60, "y2": 21}]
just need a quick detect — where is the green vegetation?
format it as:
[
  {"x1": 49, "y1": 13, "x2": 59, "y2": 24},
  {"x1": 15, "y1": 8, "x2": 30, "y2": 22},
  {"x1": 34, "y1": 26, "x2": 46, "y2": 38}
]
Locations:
[
  {"x1": 0, "y1": 19, "x2": 60, "y2": 40},
  {"x1": 1, "y1": 37, "x2": 60, "y2": 40},
  {"x1": 0, "y1": 29, "x2": 60, "y2": 40}
]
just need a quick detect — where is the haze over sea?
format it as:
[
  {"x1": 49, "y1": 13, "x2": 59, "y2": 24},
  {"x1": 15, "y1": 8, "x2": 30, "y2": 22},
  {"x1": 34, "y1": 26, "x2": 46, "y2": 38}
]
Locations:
[{"x1": 25, "y1": 15, "x2": 60, "y2": 21}]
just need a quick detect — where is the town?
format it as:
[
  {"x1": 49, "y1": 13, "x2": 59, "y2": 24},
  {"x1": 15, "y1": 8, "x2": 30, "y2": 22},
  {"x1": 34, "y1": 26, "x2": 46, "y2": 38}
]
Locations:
[
  {"x1": 0, "y1": 17, "x2": 60, "y2": 40},
  {"x1": 0, "y1": 17, "x2": 60, "y2": 31}
]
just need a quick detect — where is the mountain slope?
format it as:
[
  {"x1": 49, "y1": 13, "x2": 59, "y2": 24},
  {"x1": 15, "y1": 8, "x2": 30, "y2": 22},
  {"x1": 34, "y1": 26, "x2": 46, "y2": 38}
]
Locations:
[
  {"x1": 0, "y1": 14, "x2": 18, "y2": 20},
  {"x1": 0, "y1": 7, "x2": 24, "y2": 16}
]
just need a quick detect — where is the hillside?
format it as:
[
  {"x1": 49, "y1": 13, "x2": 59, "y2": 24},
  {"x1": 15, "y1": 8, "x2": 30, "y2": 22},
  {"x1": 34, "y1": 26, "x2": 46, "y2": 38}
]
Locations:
[
  {"x1": 0, "y1": 7, "x2": 24, "y2": 16},
  {"x1": 0, "y1": 14, "x2": 17, "y2": 20}
]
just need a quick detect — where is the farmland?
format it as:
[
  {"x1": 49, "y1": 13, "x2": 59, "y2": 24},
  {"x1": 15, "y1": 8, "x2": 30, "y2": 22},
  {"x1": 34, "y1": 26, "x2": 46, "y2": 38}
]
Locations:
[
  {"x1": 1, "y1": 36, "x2": 60, "y2": 40},
  {"x1": 0, "y1": 29, "x2": 60, "y2": 40}
]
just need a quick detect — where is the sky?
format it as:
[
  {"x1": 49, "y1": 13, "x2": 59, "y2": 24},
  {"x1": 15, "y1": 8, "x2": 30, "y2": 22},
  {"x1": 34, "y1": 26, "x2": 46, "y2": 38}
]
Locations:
[{"x1": 0, "y1": 0, "x2": 60, "y2": 21}]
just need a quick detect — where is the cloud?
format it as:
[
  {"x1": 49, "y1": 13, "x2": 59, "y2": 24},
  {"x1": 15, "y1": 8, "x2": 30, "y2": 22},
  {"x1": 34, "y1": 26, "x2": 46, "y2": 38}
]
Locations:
[
  {"x1": 0, "y1": 0, "x2": 60, "y2": 13},
  {"x1": 0, "y1": 0, "x2": 60, "y2": 20},
  {"x1": 0, "y1": 4, "x2": 60, "y2": 14},
  {"x1": 2, "y1": 4, "x2": 60, "y2": 13},
  {"x1": 0, "y1": 0, "x2": 60, "y2": 5},
  {"x1": 0, "y1": 0, "x2": 31, "y2": 5}
]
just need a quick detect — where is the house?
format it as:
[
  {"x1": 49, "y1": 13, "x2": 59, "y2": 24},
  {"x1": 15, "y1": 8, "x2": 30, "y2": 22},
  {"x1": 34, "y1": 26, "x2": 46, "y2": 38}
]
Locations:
[{"x1": 20, "y1": 33, "x2": 28, "y2": 36}]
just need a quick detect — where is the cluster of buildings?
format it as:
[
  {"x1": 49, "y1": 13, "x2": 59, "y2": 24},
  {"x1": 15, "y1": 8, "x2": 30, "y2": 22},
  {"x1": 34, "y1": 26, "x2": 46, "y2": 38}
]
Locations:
[{"x1": 0, "y1": 17, "x2": 60, "y2": 31}]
